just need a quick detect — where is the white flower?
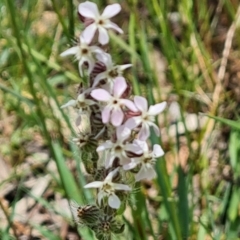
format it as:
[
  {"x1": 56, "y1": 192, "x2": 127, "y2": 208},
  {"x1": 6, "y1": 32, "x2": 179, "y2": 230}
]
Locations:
[
  {"x1": 61, "y1": 91, "x2": 95, "y2": 113},
  {"x1": 97, "y1": 125, "x2": 142, "y2": 168},
  {"x1": 60, "y1": 35, "x2": 103, "y2": 76},
  {"x1": 84, "y1": 167, "x2": 131, "y2": 209},
  {"x1": 125, "y1": 96, "x2": 166, "y2": 140},
  {"x1": 93, "y1": 53, "x2": 132, "y2": 90},
  {"x1": 90, "y1": 77, "x2": 137, "y2": 126},
  {"x1": 78, "y1": 1, "x2": 123, "y2": 45},
  {"x1": 123, "y1": 140, "x2": 164, "y2": 181}
]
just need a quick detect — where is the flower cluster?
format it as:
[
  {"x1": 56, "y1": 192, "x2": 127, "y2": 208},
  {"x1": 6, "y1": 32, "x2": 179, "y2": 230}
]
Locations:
[{"x1": 60, "y1": 1, "x2": 166, "y2": 239}]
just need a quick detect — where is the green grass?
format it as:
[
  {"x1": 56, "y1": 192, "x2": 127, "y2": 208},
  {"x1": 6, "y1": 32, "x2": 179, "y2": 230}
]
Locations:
[{"x1": 1, "y1": 0, "x2": 240, "y2": 239}]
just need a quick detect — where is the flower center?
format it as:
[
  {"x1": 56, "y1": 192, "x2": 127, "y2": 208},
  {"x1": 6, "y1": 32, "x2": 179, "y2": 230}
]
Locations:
[
  {"x1": 103, "y1": 183, "x2": 113, "y2": 192},
  {"x1": 113, "y1": 99, "x2": 118, "y2": 104},
  {"x1": 81, "y1": 48, "x2": 88, "y2": 54},
  {"x1": 98, "y1": 19, "x2": 104, "y2": 25},
  {"x1": 108, "y1": 69, "x2": 118, "y2": 78},
  {"x1": 115, "y1": 145, "x2": 122, "y2": 152},
  {"x1": 143, "y1": 157, "x2": 152, "y2": 163},
  {"x1": 78, "y1": 102, "x2": 86, "y2": 108}
]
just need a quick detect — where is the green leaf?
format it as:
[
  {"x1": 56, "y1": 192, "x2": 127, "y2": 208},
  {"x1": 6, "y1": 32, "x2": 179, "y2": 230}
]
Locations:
[{"x1": 207, "y1": 115, "x2": 240, "y2": 131}]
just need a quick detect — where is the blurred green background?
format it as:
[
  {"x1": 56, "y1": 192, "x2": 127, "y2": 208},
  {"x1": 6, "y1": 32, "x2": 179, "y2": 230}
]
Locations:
[{"x1": 1, "y1": 0, "x2": 240, "y2": 239}]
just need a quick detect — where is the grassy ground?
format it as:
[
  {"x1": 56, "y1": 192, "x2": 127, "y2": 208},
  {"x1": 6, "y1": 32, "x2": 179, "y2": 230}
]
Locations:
[{"x1": 1, "y1": 0, "x2": 240, "y2": 239}]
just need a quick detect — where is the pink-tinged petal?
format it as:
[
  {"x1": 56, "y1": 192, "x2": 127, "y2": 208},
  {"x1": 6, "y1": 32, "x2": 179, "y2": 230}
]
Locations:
[
  {"x1": 148, "y1": 101, "x2": 167, "y2": 116},
  {"x1": 91, "y1": 89, "x2": 111, "y2": 101},
  {"x1": 120, "y1": 99, "x2": 138, "y2": 112},
  {"x1": 138, "y1": 124, "x2": 150, "y2": 141},
  {"x1": 153, "y1": 144, "x2": 164, "y2": 158},
  {"x1": 111, "y1": 108, "x2": 124, "y2": 126},
  {"x1": 113, "y1": 77, "x2": 127, "y2": 97},
  {"x1": 60, "y1": 46, "x2": 78, "y2": 57},
  {"x1": 118, "y1": 64, "x2": 132, "y2": 71},
  {"x1": 97, "y1": 141, "x2": 113, "y2": 152},
  {"x1": 116, "y1": 126, "x2": 131, "y2": 141},
  {"x1": 134, "y1": 140, "x2": 149, "y2": 152},
  {"x1": 84, "y1": 181, "x2": 103, "y2": 188},
  {"x1": 90, "y1": 46, "x2": 105, "y2": 54},
  {"x1": 120, "y1": 156, "x2": 131, "y2": 165},
  {"x1": 96, "y1": 53, "x2": 112, "y2": 67},
  {"x1": 123, "y1": 161, "x2": 137, "y2": 170},
  {"x1": 124, "y1": 116, "x2": 141, "y2": 129},
  {"x1": 134, "y1": 96, "x2": 148, "y2": 112},
  {"x1": 82, "y1": 24, "x2": 97, "y2": 44},
  {"x1": 102, "y1": 106, "x2": 111, "y2": 124},
  {"x1": 125, "y1": 143, "x2": 142, "y2": 154},
  {"x1": 60, "y1": 99, "x2": 76, "y2": 108},
  {"x1": 104, "y1": 21, "x2": 123, "y2": 34},
  {"x1": 78, "y1": 1, "x2": 99, "y2": 19},
  {"x1": 108, "y1": 194, "x2": 121, "y2": 209},
  {"x1": 148, "y1": 122, "x2": 160, "y2": 136},
  {"x1": 105, "y1": 167, "x2": 119, "y2": 181},
  {"x1": 135, "y1": 166, "x2": 156, "y2": 182},
  {"x1": 131, "y1": 157, "x2": 142, "y2": 164},
  {"x1": 98, "y1": 27, "x2": 109, "y2": 45},
  {"x1": 101, "y1": 3, "x2": 121, "y2": 19},
  {"x1": 113, "y1": 183, "x2": 131, "y2": 191}
]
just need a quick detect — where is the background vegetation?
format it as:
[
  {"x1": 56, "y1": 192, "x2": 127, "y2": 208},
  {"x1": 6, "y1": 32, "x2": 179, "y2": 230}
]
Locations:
[{"x1": 0, "y1": 0, "x2": 240, "y2": 239}]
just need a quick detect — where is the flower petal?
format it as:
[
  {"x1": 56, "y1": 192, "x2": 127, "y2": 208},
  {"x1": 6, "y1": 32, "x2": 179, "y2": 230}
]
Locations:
[
  {"x1": 60, "y1": 99, "x2": 76, "y2": 108},
  {"x1": 113, "y1": 183, "x2": 131, "y2": 191},
  {"x1": 148, "y1": 122, "x2": 160, "y2": 136},
  {"x1": 86, "y1": 56, "x2": 95, "y2": 75},
  {"x1": 135, "y1": 165, "x2": 156, "y2": 181},
  {"x1": 60, "y1": 46, "x2": 78, "y2": 57},
  {"x1": 118, "y1": 64, "x2": 132, "y2": 71},
  {"x1": 78, "y1": 1, "x2": 99, "y2": 19},
  {"x1": 123, "y1": 161, "x2": 137, "y2": 170},
  {"x1": 108, "y1": 194, "x2": 121, "y2": 209},
  {"x1": 111, "y1": 108, "x2": 124, "y2": 126},
  {"x1": 116, "y1": 126, "x2": 131, "y2": 141},
  {"x1": 138, "y1": 124, "x2": 150, "y2": 141},
  {"x1": 96, "y1": 52, "x2": 112, "y2": 67},
  {"x1": 93, "y1": 71, "x2": 108, "y2": 87},
  {"x1": 125, "y1": 143, "x2": 142, "y2": 154},
  {"x1": 82, "y1": 24, "x2": 98, "y2": 44},
  {"x1": 97, "y1": 191, "x2": 105, "y2": 206},
  {"x1": 102, "y1": 106, "x2": 111, "y2": 124},
  {"x1": 134, "y1": 96, "x2": 148, "y2": 112},
  {"x1": 153, "y1": 144, "x2": 164, "y2": 158},
  {"x1": 97, "y1": 141, "x2": 113, "y2": 152},
  {"x1": 134, "y1": 140, "x2": 149, "y2": 152},
  {"x1": 101, "y1": 3, "x2": 121, "y2": 19},
  {"x1": 91, "y1": 89, "x2": 111, "y2": 101},
  {"x1": 84, "y1": 181, "x2": 103, "y2": 188},
  {"x1": 104, "y1": 21, "x2": 123, "y2": 34},
  {"x1": 125, "y1": 116, "x2": 141, "y2": 129},
  {"x1": 113, "y1": 77, "x2": 127, "y2": 97},
  {"x1": 105, "y1": 167, "x2": 119, "y2": 181},
  {"x1": 148, "y1": 101, "x2": 167, "y2": 116},
  {"x1": 120, "y1": 156, "x2": 131, "y2": 165},
  {"x1": 98, "y1": 26, "x2": 109, "y2": 45},
  {"x1": 78, "y1": 58, "x2": 84, "y2": 76},
  {"x1": 120, "y1": 99, "x2": 138, "y2": 112}
]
